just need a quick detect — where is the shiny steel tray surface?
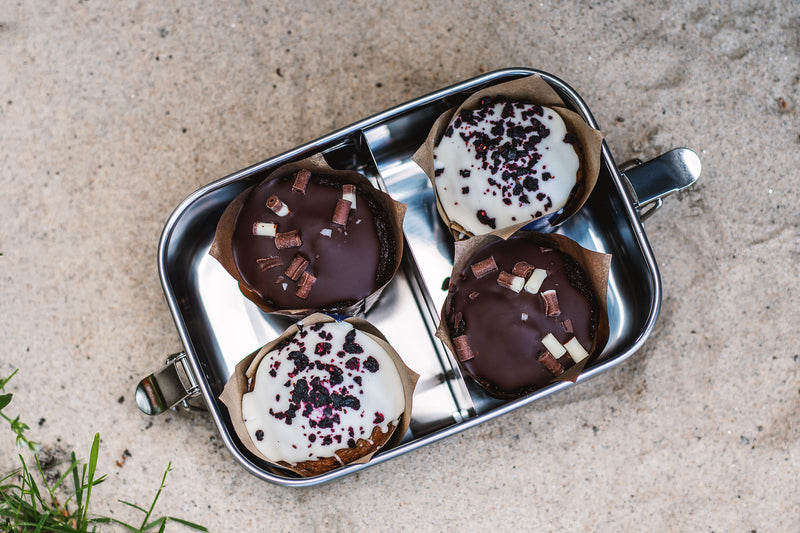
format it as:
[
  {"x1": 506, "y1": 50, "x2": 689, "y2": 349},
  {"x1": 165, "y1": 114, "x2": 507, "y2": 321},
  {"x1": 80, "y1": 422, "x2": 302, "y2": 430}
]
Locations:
[{"x1": 138, "y1": 68, "x2": 700, "y2": 486}]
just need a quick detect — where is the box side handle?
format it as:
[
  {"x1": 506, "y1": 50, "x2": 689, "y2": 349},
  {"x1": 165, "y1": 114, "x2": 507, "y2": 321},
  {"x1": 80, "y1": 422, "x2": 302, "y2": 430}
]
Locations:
[
  {"x1": 620, "y1": 147, "x2": 701, "y2": 221},
  {"x1": 135, "y1": 352, "x2": 202, "y2": 416}
]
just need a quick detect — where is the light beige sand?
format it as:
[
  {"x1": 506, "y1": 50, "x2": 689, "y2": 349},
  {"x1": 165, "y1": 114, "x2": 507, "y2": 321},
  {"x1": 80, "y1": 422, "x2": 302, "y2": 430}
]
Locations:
[{"x1": 1, "y1": 1, "x2": 798, "y2": 530}]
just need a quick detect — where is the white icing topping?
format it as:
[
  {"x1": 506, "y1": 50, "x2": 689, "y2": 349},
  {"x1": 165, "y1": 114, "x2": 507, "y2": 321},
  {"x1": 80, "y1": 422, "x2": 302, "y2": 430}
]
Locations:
[
  {"x1": 541, "y1": 332, "x2": 567, "y2": 358},
  {"x1": 253, "y1": 221, "x2": 277, "y2": 237},
  {"x1": 342, "y1": 190, "x2": 357, "y2": 209},
  {"x1": 241, "y1": 321, "x2": 405, "y2": 465},
  {"x1": 433, "y1": 101, "x2": 579, "y2": 234},
  {"x1": 524, "y1": 268, "x2": 548, "y2": 294},
  {"x1": 564, "y1": 337, "x2": 589, "y2": 363}
]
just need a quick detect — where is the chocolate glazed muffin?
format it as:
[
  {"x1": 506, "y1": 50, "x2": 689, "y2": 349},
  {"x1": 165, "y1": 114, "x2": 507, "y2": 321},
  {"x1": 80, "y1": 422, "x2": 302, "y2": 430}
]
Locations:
[
  {"x1": 230, "y1": 168, "x2": 398, "y2": 312},
  {"x1": 443, "y1": 234, "x2": 601, "y2": 398}
]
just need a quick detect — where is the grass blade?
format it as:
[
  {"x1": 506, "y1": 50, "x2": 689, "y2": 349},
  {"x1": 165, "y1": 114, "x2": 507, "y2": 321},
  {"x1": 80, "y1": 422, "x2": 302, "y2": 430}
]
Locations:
[
  {"x1": 163, "y1": 516, "x2": 210, "y2": 531},
  {"x1": 0, "y1": 392, "x2": 11, "y2": 410},
  {"x1": 117, "y1": 499, "x2": 149, "y2": 514},
  {"x1": 139, "y1": 462, "x2": 171, "y2": 529},
  {"x1": 71, "y1": 451, "x2": 82, "y2": 511},
  {"x1": 77, "y1": 433, "x2": 101, "y2": 530}
]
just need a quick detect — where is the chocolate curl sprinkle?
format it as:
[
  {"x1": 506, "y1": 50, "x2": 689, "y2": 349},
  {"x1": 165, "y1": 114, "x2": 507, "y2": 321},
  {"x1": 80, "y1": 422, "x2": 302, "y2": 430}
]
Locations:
[
  {"x1": 256, "y1": 256, "x2": 282, "y2": 271},
  {"x1": 470, "y1": 256, "x2": 498, "y2": 279},
  {"x1": 496, "y1": 271, "x2": 524, "y2": 293},
  {"x1": 295, "y1": 271, "x2": 317, "y2": 299},
  {"x1": 275, "y1": 229, "x2": 302, "y2": 249},
  {"x1": 541, "y1": 289, "x2": 561, "y2": 316},
  {"x1": 266, "y1": 195, "x2": 290, "y2": 216},
  {"x1": 468, "y1": 291, "x2": 480, "y2": 300},
  {"x1": 512, "y1": 261, "x2": 535, "y2": 278},
  {"x1": 284, "y1": 254, "x2": 309, "y2": 281},
  {"x1": 452, "y1": 335, "x2": 475, "y2": 362},
  {"x1": 292, "y1": 169, "x2": 311, "y2": 194},
  {"x1": 332, "y1": 198, "x2": 351, "y2": 226},
  {"x1": 537, "y1": 350, "x2": 564, "y2": 376},
  {"x1": 452, "y1": 311, "x2": 463, "y2": 330}
]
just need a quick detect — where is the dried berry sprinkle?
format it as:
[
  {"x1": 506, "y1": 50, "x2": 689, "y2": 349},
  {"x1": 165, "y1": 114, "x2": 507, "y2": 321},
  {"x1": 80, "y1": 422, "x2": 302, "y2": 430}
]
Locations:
[
  {"x1": 345, "y1": 357, "x2": 360, "y2": 370},
  {"x1": 523, "y1": 176, "x2": 539, "y2": 191},
  {"x1": 343, "y1": 329, "x2": 363, "y2": 354},
  {"x1": 363, "y1": 356, "x2": 380, "y2": 372},
  {"x1": 347, "y1": 438, "x2": 357, "y2": 449},
  {"x1": 331, "y1": 392, "x2": 361, "y2": 410},
  {"x1": 255, "y1": 429, "x2": 264, "y2": 441},
  {"x1": 373, "y1": 412, "x2": 385, "y2": 424},
  {"x1": 287, "y1": 350, "x2": 309, "y2": 374},
  {"x1": 326, "y1": 364, "x2": 344, "y2": 385},
  {"x1": 315, "y1": 342, "x2": 332, "y2": 356},
  {"x1": 476, "y1": 209, "x2": 496, "y2": 229},
  {"x1": 291, "y1": 378, "x2": 309, "y2": 404},
  {"x1": 317, "y1": 415, "x2": 339, "y2": 429}
]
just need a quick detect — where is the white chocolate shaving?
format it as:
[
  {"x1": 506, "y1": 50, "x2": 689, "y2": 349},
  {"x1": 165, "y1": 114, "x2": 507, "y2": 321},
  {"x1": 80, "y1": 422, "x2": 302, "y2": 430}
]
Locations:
[
  {"x1": 253, "y1": 222, "x2": 277, "y2": 237},
  {"x1": 343, "y1": 190, "x2": 357, "y2": 208},
  {"x1": 319, "y1": 228, "x2": 333, "y2": 237},
  {"x1": 541, "y1": 333, "x2": 566, "y2": 358},
  {"x1": 564, "y1": 337, "x2": 590, "y2": 363},
  {"x1": 274, "y1": 204, "x2": 290, "y2": 217},
  {"x1": 507, "y1": 275, "x2": 525, "y2": 293},
  {"x1": 521, "y1": 312, "x2": 528, "y2": 321},
  {"x1": 524, "y1": 268, "x2": 548, "y2": 294}
]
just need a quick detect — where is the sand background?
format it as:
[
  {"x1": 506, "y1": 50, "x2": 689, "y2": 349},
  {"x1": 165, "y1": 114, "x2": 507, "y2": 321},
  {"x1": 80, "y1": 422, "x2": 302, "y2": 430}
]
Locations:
[{"x1": 1, "y1": 1, "x2": 798, "y2": 530}]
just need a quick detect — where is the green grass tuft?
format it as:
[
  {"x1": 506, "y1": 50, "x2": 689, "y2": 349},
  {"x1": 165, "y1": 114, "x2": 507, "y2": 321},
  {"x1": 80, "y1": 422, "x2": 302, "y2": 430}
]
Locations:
[{"x1": 1, "y1": 370, "x2": 208, "y2": 532}]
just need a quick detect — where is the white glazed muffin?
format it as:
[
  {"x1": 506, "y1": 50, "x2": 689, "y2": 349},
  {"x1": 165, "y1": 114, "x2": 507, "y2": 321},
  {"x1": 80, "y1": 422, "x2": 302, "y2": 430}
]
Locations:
[
  {"x1": 433, "y1": 96, "x2": 581, "y2": 235},
  {"x1": 241, "y1": 319, "x2": 406, "y2": 476}
]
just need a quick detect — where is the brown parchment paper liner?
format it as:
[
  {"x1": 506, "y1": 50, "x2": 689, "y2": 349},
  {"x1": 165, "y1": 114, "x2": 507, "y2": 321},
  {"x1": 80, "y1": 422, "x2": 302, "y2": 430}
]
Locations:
[
  {"x1": 209, "y1": 154, "x2": 407, "y2": 317},
  {"x1": 436, "y1": 230, "x2": 611, "y2": 396},
  {"x1": 411, "y1": 75, "x2": 604, "y2": 240},
  {"x1": 219, "y1": 313, "x2": 419, "y2": 478}
]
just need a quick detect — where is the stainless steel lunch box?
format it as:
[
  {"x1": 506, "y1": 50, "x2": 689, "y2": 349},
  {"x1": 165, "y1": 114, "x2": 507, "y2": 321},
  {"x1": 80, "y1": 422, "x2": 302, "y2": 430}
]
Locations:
[{"x1": 136, "y1": 68, "x2": 701, "y2": 487}]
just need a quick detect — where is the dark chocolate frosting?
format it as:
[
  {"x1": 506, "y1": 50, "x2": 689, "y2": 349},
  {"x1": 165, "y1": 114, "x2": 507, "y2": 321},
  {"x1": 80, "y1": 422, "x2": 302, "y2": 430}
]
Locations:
[
  {"x1": 232, "y1": 170, "x2": 396, "y2": 311},
  {"x1": 445, "y1": 235, "x2": 598, "y2": 397}
]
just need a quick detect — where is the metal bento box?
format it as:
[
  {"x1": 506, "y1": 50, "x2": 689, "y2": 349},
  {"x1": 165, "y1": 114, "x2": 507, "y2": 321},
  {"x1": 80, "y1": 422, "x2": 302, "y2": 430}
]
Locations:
[{"x1": 136, "y1": 68, "x2": 701, "y2": 486}]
